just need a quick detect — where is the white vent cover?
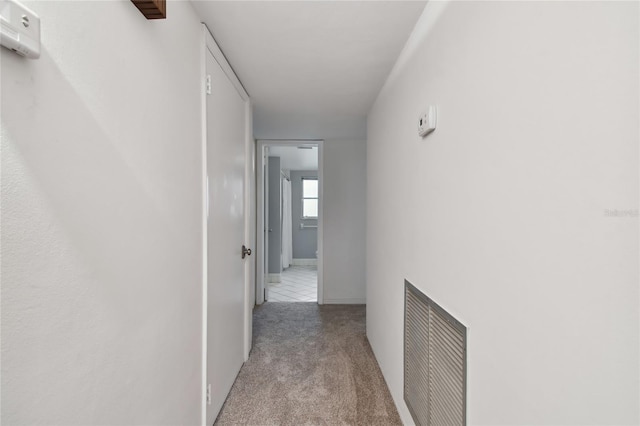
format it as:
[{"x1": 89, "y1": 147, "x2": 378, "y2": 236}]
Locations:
[{"x1": 404, "y1": 280, "x2": 467, "y2": 426}]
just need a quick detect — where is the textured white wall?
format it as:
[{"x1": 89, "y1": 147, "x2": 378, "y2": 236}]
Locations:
[
  {"x1": 366, "y1": 1, "x2": 639, "y2": 425},
  {"x1": 323, "y1": 139, "x2": 367, "y2": 304},
  {"x1": 1, "y1": 1, "x2": 203, "y2": 424}
]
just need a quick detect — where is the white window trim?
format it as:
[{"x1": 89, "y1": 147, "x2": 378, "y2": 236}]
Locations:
[{"x1": 301, "y1": 177, "x2": 319, "y2": 219}]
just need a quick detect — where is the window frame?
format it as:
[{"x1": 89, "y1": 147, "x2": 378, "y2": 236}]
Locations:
[{"x1": 301, "y1": 177, "x2": 319, "y2": 219}]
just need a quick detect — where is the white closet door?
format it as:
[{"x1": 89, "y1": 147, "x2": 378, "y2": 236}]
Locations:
[{"x1": 205, "y1": 50, "x2": 246, "y2": 425}]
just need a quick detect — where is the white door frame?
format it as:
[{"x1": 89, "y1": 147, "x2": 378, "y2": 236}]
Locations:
[
  {"x1": 200, "y1": 24, "x2": 254, "y2": 426},
  {"x1": 256, "y1": 139, "x2": 324, "y2": 305}
]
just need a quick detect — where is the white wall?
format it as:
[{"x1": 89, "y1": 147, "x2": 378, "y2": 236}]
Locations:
[
  {"x1": 367, "y1": 2, "x2": 639, "y2": 425},
  {"x1": 1, "y1": 1, "x2": 203, "y2": 424},
  {"x1": 253, "y1": 111, "x2": 367, "y2": 141},
  {"x1": 323, "y1": 139, "x2": 367, "y2": 304}
]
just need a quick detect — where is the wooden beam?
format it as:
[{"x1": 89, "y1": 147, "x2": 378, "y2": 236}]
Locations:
[{"x1": 131, "y1": 0, "x2": 166, "y2": 20}]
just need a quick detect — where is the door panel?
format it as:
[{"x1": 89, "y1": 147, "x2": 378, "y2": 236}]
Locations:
[{"x1": 206, "y1": 51, "x2": 246, "y2": 425}]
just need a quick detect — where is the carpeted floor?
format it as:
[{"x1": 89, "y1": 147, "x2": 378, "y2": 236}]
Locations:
[{"x1": 214, "y1": 303, "x2": 401, "y2": 426}]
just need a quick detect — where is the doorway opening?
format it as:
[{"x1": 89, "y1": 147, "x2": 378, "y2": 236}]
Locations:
[{"x1": 256, "y1": 140, "x2": 324, "y2": 304}]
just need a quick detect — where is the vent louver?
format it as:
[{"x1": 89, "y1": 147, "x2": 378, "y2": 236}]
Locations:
[{"x1": 404, "y1": 280, "x2": 467, "y2": 426}]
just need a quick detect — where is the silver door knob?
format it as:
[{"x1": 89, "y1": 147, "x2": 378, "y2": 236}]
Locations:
[{"x1": 242, "y1": 245, "x2": 252, "y2": 259}]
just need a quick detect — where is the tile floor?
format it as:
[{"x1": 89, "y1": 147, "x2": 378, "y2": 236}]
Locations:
[{"x1": 268, "y1": 265, "x2": 317, "y2": 302}]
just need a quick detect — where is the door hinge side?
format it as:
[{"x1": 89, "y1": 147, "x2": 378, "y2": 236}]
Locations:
[
  {"x1": 206, "y1": 383, "x2": 211, "y2": 405},
  {"x1": 205, "y1": 75, "x2": 212, "y2": 95}
]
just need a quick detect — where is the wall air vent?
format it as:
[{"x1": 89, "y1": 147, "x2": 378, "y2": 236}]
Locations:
[{"x1": 404, "y1": 280, "x2": 467, "y2": 426}]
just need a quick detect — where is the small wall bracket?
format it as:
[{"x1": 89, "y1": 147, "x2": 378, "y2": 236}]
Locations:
[
  {"x1": 418, "y1": 105, "x2": 437, "y2": 137},
  {"x1": 0, "y1": 0, "x2": 41, "y2": 58}
]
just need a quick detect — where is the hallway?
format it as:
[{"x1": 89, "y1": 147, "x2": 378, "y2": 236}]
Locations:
[
  {"x1": 2, "y1": 1, "x2": 638, "y2": 424},
  {"x1": 214, "y1": 303, "x2": 400, "y2": 425}
]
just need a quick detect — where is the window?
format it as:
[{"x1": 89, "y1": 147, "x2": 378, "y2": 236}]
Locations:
[{"x1": 302, "y1": 178, "x2": 318, "y2": 218}]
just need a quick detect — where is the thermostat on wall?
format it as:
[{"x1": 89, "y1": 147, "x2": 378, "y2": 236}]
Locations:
[
  {"x1": 0, "y1": 0, "x2": 40, "y2": 59},
  {"x1": 418, "y1": 106, "x2": 437, "y2": 137}
]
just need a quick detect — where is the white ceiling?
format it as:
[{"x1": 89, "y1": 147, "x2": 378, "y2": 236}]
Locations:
[
  {"x1": 269, "y1": 146, "x2": 318, "y2": 171},
  {"x1": 190, "y1": 1, "x2": 426, "y2": 139}
]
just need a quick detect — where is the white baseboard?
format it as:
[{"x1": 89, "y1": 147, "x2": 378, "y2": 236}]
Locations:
[
  {"x1": 323, "y1": 298, "x2": 366, "y2": 305},
  {"x1": 268, "y1": 273, "x2": 281, "y2": 283},
  {"x1": 292, "y1": 258, "x2": 318, "y2": 266}
]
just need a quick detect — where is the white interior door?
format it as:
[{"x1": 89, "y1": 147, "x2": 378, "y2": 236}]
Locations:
[{"x1": 205, "y1": 50, "x2": 246, "y2": 425}]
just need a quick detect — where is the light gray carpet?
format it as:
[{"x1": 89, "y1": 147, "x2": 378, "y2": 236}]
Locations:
[{"x1": 214, "y1": 303, "x2": 401, "y2": 426}]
